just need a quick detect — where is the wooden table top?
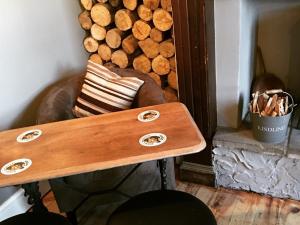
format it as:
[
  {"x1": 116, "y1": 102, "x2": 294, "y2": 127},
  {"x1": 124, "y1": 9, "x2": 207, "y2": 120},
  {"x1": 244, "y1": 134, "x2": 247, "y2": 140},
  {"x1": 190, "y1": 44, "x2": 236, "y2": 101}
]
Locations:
[{"x1": 0, "y1": 102, "x2": 206, "y2": 187}]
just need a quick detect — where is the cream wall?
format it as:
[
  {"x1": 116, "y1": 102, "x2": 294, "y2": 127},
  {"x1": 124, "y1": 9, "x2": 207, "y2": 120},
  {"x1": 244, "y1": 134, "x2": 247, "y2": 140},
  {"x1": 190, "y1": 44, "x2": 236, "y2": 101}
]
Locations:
[
  {"x1": 215, "y1": 0, "x2": 300, "y2": 128},
  {"x1": 214, "y1": 0, "x2": 257, "y2": 128},
  {"x1": 257, "y1": 1, "x2": 300, "y2": 102},
  {"x1": 0, "y1": 0, "x2": 87, "y2": 220},
  {"x1": 0, "y1": 0, "x2": 87, "y2": 131}
]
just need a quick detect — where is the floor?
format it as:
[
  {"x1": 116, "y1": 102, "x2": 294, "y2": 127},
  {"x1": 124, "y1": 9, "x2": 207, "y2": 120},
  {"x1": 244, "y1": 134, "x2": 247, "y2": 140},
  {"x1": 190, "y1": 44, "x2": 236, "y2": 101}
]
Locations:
[{"x1": 43, "y1": 181, "x2": 300, "y2": 225}]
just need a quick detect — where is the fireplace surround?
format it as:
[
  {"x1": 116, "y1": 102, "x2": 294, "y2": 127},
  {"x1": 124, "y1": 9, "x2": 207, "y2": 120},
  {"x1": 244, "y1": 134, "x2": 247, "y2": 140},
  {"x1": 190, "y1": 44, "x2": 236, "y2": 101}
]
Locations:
[{"x1": 212, "y1": 0, "x2": 300, "y2": 200}]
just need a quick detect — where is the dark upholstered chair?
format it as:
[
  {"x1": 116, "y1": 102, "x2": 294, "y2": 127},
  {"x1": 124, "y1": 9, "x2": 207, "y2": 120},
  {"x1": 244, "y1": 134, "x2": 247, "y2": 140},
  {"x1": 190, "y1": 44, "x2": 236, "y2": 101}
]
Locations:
[{"x1": 36, "y1": 65, "x2": 176, "y2": 224}]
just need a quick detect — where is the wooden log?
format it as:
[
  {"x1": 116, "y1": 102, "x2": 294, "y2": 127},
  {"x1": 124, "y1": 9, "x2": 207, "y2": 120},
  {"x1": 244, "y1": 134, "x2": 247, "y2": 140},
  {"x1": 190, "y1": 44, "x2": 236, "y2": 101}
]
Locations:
[
  {"x1": 152, "y1": 55, "x2": 170, "y2": 75},
  {"x1": 111, "y1": 50, "x2": 130, "y2": 68},
  {"x1": 91, "y1": 3, "x2": 112, "y2": 27},
  {"x1": 168, "y1": 70, "x2": 178, "y2": 90},
  {"x1": 163, "y1": 86, "x2": 178, "y2": 102},
  {"x1": 89, "y1": 54, "x2": 103, "y2": 65},
  {"x1": 150, "y1": 28, "x2": 163, "y2": 43},
  {"x1": 98, "y1": 43, "x2": 112, "y2": 61},
  {"x1": 81, "y1": 0, "x2": 93, "y2": 10},
  {"x1": 109, "y1": 0, "x2": 121, "y2": 7},
  {"x1": 78, "y1": 11, "x2": 92, "y2": 30},
  {"x1": 153, "y1": 9, "x2": 173, "y2": 31},
  {"x1": 132, "y1": 20, "x2": 151, "y2": 41},
  {"x1": 161, "y1": 0, "x2": 172, "y2": 12},
  {"x1": 122, "y1": 34, "x2": 138, "y2": 54},
  {"x1": 90, "y1": 24, "x2": 106, "y2": 41},
  {"x1": 123, "y1": 0, "x2": 137, "y2": 10},
  {"x1": 159, "y1": 39, "x2": 175, "y2": 58},
  {"x1": 83, "y1": 37, "x2": 99, "y2": 53},
  {"x1": 169, "y1": 56, "x2": 176, "y2": 71},
  {"x1": 106, "y1": 28, "x2": 123, "y2": 49},
  {"x1": 137, "y1": 5, "x2": 152, "y2": 22},
  {"x1": 148, "y1": 72, "x2": 161, "y2": 87},
  {"x1": 115, "y1": 9, "x2": 136, "y2": 31},
  {"x1": 133, "y1": 54, "x2": 151, "y2": 73},
  {"x1": 138, "y1": 38, "x2": 159, "y2": 59},
  {"x1": 143, "y1": 0, "x2": 160, "y2": 10}
]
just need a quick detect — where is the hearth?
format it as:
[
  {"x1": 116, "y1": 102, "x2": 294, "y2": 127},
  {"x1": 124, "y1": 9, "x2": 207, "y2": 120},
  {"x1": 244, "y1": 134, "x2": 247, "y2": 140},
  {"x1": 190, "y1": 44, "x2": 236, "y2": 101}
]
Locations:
[{"x1": 213, "y1": 0, "x2": 300, "y2": 200}]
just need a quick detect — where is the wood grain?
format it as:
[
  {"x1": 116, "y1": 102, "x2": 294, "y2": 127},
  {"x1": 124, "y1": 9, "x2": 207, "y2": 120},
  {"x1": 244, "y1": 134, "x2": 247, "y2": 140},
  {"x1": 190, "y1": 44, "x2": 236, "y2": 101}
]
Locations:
[
  {"x1": 44, "y1": 181, "x2": 300, "y2": 225},
  {"x1": 0, "y1": 103, "x2": 205, "y2": 187},
  {"x1": 177, "y1": 182, "x2": 300, "y2": 225}
]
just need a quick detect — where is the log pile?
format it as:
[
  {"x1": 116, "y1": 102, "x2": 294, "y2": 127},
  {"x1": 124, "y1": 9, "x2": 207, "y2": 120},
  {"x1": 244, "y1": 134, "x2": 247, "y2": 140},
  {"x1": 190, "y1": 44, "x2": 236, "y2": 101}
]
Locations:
[{"x1": 79, "y1": 0, "x2": 178, "y2": 102}]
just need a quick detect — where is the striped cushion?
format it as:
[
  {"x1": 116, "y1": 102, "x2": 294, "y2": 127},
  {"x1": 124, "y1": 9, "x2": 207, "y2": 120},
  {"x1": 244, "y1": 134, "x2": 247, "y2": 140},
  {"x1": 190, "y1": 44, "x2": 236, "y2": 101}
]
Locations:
[{"x1": 73, "y1": 61, "x2": 144, "y2": 117}]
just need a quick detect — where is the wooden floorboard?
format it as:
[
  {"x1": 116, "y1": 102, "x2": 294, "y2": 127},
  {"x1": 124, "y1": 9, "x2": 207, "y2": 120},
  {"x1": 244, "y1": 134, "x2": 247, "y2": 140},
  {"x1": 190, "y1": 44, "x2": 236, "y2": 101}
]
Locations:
[{"x1": 43, "y1": 181, "x2": 300, "y2": 225}]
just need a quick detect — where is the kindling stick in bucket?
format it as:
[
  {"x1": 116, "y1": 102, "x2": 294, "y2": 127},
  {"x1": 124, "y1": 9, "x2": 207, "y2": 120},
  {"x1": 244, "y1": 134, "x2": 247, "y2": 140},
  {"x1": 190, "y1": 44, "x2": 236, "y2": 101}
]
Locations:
[{"x1": 249, "y1": 89, "x2": 296, "y2": 143}]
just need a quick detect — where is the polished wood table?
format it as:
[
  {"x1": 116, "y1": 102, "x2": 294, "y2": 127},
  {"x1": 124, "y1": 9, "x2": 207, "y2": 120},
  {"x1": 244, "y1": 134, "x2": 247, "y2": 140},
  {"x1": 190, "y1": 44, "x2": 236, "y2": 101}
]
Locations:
[{"x1": 0, "y1": 102, "x2": 206, "y2": 188}]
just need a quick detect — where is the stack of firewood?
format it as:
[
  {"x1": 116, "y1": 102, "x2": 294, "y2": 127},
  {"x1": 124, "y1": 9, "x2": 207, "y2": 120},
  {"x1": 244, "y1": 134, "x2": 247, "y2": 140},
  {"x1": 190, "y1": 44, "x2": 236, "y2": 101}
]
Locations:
[
  {"x1": 79, "y1": 0, "x2": 178, "y2": 102},
  {"x1": 250, "y1": 90, "x2": 291, "y2": 117}
]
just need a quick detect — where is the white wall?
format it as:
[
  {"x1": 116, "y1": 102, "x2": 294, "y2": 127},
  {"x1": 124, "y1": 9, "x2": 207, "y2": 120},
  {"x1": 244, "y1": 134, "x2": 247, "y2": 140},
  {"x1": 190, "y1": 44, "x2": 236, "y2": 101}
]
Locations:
[
  {"x1": 0, "y1": 0, "x2": 87, "y2": 220},
  {"x1": 214, "y1": 0, "x2": 256, "y2": 128},
  {"x1": 0, "y1": 0, "x2": 87, "y2": 131},
  {"x1": 257, "y1": 1, "x2": 300, "y2": 102}
]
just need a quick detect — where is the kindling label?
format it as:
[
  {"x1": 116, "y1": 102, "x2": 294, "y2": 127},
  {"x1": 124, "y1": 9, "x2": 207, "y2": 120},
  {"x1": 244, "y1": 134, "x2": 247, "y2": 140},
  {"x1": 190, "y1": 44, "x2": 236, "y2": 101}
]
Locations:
[{"x1": 257, "y1": 125, "x2": 285, "y2": 132}]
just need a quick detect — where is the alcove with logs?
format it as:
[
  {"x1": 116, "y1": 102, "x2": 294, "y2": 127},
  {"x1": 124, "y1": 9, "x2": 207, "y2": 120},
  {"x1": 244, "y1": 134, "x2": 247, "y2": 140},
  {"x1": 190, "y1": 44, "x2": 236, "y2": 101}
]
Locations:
[{"x1": 79, "y1": 0, "x2": 178, "y2": 103}]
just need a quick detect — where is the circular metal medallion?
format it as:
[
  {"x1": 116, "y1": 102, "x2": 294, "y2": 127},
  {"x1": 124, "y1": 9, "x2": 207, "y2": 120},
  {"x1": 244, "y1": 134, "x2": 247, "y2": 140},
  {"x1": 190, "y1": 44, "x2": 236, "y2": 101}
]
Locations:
[
  {"x1": 139, "y1": 133, "x2": 167, "y2": 147},
  {"x1": 137, "y1": 110, "x2": 160, "y2": 122},
  {"x1": 16, "y1": 129, "x2": 42, "y2": 143},
  {"x1": 1, "y1": 158, "x2": 32, "y2": 175}
]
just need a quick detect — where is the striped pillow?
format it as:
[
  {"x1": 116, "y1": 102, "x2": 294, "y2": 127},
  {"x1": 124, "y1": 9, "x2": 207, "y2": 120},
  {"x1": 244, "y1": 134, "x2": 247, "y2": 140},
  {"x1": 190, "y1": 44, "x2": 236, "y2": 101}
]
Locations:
[{"x1": 73, "y1": 61, "x2": 144, "y2": 117}]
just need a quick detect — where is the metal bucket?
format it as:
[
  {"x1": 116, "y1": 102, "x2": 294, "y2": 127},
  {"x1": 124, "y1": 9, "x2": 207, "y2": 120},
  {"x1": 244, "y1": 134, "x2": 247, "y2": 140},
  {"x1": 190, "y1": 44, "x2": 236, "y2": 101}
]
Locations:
[
  {"x1": 251, "y1": 111, "x2": 292, "y2": 143},
  {"x1": 250, "y1": 91, "x2": 294, "y2": 143}
]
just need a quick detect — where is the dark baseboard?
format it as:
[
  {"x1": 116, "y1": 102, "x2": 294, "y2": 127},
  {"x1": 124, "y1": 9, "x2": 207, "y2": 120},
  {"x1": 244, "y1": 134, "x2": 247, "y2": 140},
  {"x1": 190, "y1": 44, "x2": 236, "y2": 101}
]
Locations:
[{"x1": 179, "y1": 162, "x2": 215, "y2": 187}]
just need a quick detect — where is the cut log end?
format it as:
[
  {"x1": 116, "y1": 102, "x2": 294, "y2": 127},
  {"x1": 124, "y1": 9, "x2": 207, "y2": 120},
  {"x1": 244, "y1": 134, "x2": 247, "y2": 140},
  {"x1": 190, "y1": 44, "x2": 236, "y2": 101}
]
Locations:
[
  {"x1": 123, "y1": 0, "x2": 138, "y2": 10},
  {"x1": 84, "y1": 37, "x2": 99, "y2": 53},
  {"x1": 81, "y1": 0, "x2": 93, "y2": 10},
  {"x1": 169, "y1": 56, "x2": 176, "y2": 71},
  {"x1": 111, "y1": 50, "x2": 129, "y2": 68},
  {"x1": 106, "y1": 28, "x2": 123, "y2": 49},
  {"x1": 150, "y1": 28, "x2": 163, "y2": 43},
  {"x1": 133, "y1": 54, "x2": 151, "y2": 73},
  {"x1": 115, "y1": 9, "x2": 135, "y2": 31},
  {"x1": 143, "y1": 0, "x2": 160, "y2": 10},
  {"x1": 168, "y1": 70, "x2": 178, "y2": 90},
  {"x1": 159, "y1": 39, "x2": 175, "y2": 58},
  {"x1": 153, "y1": 9, "x2": 173, "y2": 31},
  {"x1": 91, "y1": 3, "x2": 112, "y2": 27},
  {"x1": 122, "y1": 34, "x2": 138, "y2": 54},
  {"x1": 138, "y1": 38, "x2": 159, "y2": 59},
  {"x1": 137, "y1": 5, "x2": 153, "y2": 21},
  {"x1": 91, "y1": 24, "x2": 106, "y2": 41},
  {"x1": 161, "y1": 0, "x2": 172, "y2": 12},
  {"x1": 98, "y1": 44, "x2": 112, "y2": 61},
  {"x1": 152, "y1": 55, "x2": 170, "y2": 75},
  {"x1": 89, "y1": 54, "x2": 103, "y2": 65},
  {"x1": 78, "y1": 11, "x2": 92, "y2": 30},
  {"x1": 132, "y1": 20, "x2": 151, "y2": 41}
]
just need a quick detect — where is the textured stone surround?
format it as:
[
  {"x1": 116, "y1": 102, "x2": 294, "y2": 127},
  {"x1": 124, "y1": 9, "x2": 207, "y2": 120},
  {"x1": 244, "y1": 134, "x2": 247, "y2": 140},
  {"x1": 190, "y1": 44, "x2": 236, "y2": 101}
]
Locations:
[{"x1": 213, "y1": 126, "x2": 300, "y2": 200}]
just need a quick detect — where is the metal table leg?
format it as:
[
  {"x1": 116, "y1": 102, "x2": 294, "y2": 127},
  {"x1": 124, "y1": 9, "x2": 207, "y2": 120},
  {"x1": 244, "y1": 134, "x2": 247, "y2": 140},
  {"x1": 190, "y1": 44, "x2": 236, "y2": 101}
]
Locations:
[
  {"x1": 158, "y1": 159, "x2": 167, "y2": 190},
  {"x1": 22, "y1": 182, "x2": 48, "y2": 213}
]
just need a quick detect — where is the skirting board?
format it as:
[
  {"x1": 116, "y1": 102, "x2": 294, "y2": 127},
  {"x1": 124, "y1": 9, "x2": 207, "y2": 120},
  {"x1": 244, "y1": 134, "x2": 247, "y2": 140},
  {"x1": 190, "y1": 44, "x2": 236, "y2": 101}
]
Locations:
[
  {"x1": 179, "y1": 161, "x2": 215, "y2": 186},
  {"x1": 0, "y1": 181, "x2": 50, "y2": 222}
]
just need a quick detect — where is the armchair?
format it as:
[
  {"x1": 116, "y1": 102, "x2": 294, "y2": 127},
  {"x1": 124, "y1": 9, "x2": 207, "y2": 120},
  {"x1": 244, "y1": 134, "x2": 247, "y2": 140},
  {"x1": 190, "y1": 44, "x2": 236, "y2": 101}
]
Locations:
[{"x1": 36, "y1": 65, "x2": 176, "y2": 224}]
